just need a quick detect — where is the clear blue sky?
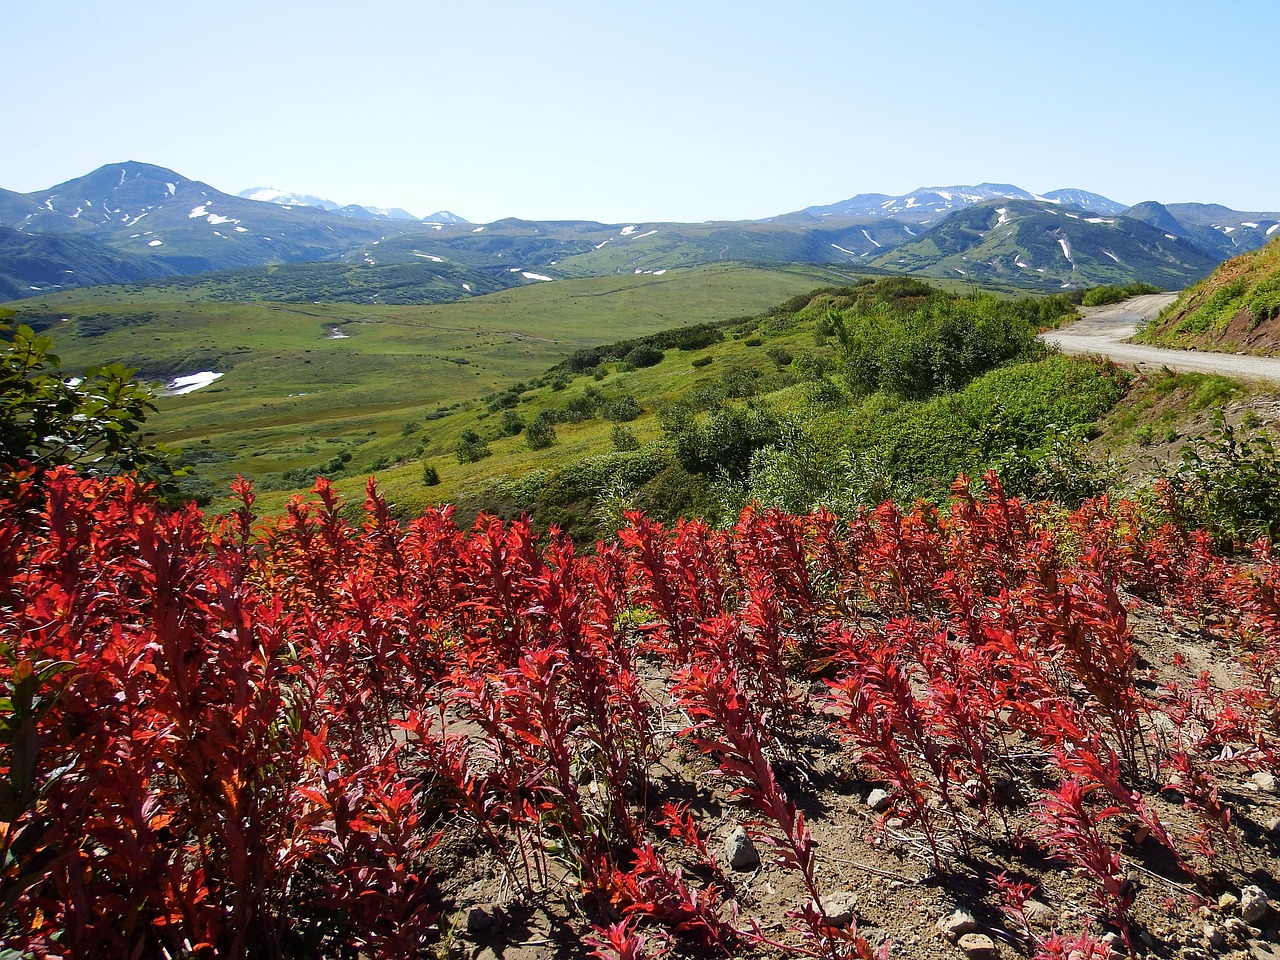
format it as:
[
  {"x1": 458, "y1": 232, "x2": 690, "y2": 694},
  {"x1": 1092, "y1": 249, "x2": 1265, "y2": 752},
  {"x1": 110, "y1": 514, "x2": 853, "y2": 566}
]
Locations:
[{"x1": 3, "y1": 1, "x2": 1277, "y2": 223}]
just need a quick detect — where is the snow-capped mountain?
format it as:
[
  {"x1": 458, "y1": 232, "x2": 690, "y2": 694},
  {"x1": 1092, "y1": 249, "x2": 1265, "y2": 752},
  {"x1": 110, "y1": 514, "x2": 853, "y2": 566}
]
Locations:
[
  {"x1": 238, "y1": 188, "x2": 467, "y2": 224},
  {"x1": 1039, "y1": 189, "x2": 1128, "y2": 216},
  {"x1": 798, "y1": 184, "x2": 1127, "y2": 224}
]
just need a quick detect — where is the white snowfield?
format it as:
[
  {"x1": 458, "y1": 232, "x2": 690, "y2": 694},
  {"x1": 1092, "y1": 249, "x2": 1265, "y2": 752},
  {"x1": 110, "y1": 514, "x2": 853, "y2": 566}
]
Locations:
[{"x1": 164, "y1": 372, "x2": 224, "y2": 396}]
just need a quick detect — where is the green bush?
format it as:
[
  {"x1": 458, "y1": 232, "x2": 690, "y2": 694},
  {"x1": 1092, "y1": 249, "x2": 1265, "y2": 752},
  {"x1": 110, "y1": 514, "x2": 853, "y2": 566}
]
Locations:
[
  {"x1": 670, "y1": 406, "x2": 781, "y2": 481},
  {"x1": 623, "y1": 343, "x2": 664, "y2": 369},
  {"x1": 0, "y1": 320, "x2": 183, "y2": 500},
  {"x1": 455, "y1": 429, "x2": 492, "y2": 463},
  {"x1": 602, "y1": 394, "x2": 642, "y2": 422},
  {"x1": 422, "y1": 463, "x2": 441, "y2": 485},
  {"x1": 526, "y1": 412, "x2": 556, "y2": 450},
  {"x1": 1161, "y1": 413, "x2": 1280, "y2": 547},
  {"x1": 691, "y1": 355, "x2": 714, "y2": 368},
  {"x1": 498, "y1": 410, "x2": 524, "y2": 436},
  {"x1": 1080, "y1": 282, "x2": 1162, "y2": 307}
]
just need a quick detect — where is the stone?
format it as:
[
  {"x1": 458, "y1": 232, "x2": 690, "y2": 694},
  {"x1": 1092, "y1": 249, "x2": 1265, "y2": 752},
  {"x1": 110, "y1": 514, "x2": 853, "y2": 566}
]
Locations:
[
  {"x1": 1023, "y1": 900, "x2": 1056, "y2": 930},
  {"x1": 466, "y1": 904, "x2": 501, "y2": 934},
  {"x1": 938, "y1": 909, "x2": 979, "y2": 940},
  {"x1": 723, "y1": 826, "x2": 759, "y2": 871},
  {"x1": 866, "y1": 788, "x2": 893, "y2": 812},
  {"x1": 817, "y1": 891, "x2": 859, "y2": 929},
  {"x1": 1221, "y1": 893, "x2": 1242, "y2": 913},
  {"x1": 958, "y1": 932, "x2": 999, "y2": 959},
  {"x1": 1243, "y1": 886, "x2": 1273, "y2": 925},
  {"x1": 1204, "y1": 924, "x2": 1227, "y2": 950},
  {"x1": 1252, "y1": 771, "x2": 1278, "y2": 795}
]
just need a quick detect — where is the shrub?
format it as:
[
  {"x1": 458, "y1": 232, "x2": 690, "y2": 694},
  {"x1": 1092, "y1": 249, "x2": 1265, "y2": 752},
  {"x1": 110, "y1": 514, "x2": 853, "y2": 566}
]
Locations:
[
  {"x1": 1161, "y1": 413, "x2": 1280, "y2": 547},
  {"x1": 670, "y1": 406, "x2": 781, "y2": 481},
  {"x1": 498, "y1": 410, "x2": 525, "y2": 437},
  {"x1": 691, "y1": 355, "x2": 714, "y2": 368},
  {"x1": 526, "y1": 412, "x2": 556, "y2": 450},
  {"x1": 603, "y1": 395, "x2": 643, "y2": 422},
  {"x1": 611, "y1": 425, "x2": 640, "y2": 451},
  {"x1": 422, "y1": 463, "x2": 440, "y2": 485},
  {"x1": 0, "y1": 320, "x2": 183, "y2": 499},
  {"x1": 623, "y1": 343, "x2": 664, "y2": 369},
  {"x1": 455, "y1": 429, "x2": 491, "y2": 463}
]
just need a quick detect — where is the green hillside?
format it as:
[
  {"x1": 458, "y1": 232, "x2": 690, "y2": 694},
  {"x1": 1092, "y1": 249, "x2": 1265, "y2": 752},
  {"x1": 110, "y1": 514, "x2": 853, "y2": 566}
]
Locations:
[
  {"x1": 871, "y1": 199, "x2": 1217, "y2": 289},
  {"x1": 1136, "y1": 237, "x2": 1280, "y2": 351},
  {"x1": 7, "y1": 263, "x2": 865, "y2": 499}
]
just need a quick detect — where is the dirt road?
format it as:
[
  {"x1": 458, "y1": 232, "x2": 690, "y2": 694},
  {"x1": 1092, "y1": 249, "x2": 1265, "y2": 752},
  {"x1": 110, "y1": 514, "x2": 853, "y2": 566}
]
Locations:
[{"x1": 1040, "y1": 293, "x2": 1280, "y2": 383}]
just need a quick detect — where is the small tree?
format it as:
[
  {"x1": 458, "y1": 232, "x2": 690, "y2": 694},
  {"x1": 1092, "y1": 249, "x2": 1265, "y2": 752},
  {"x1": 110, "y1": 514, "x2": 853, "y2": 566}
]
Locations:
[
  {"x1": 526, "y1": 412, "x2": 556, "y2": 450},
  {"x1": 422, "y1": 463, "x2": 440, "y2": 485},
  {"x1": 0, "y1": 319, "x2": 182, "y2": 498},
  {"x1": 455, "y1": 429, "x2": 491, "y2": 464},
  {"x1": 498, "y1": 410, "x2": 524, "y2": 437}
]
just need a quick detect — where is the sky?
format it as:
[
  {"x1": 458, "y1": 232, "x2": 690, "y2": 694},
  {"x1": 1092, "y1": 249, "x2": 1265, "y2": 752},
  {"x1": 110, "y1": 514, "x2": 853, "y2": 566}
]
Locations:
[{"x1": 3, "y1": 1, "x2": 1278, "y2": 224}]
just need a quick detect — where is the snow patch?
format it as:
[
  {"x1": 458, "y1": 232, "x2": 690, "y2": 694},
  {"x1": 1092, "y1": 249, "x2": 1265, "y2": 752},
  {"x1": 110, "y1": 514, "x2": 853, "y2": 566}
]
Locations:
[
  {"x1": 653, "y1": 269, "x2": 666, "y2": 275},
  {"x1": 954, "y1": 268, "x2": 967, "y2": 276},
  {"x1": 166, "y1": 182, "x2": 176, "y2": 195},
  {"x1": 1165, "y1": 233, "x2": 1178, "y2": 240},
  {"x1": 165, "y1": 372, "x2": 223, "y2": 396},
  {"x1": 472, "y1": 226, "x2": 485, "y2": 232},
  {"x1": 1015, "y1": 259, "x2": 1029, "y2": 269},
  {"x1": 1241, "y1": 222, "x2": 1259, "y2": 229},
  {"x1": 620, "y1": 225, "x2": 638, "y2": 236},
  {"x1": 1058, "y1": 237, "x2": 1074, "y2": 265},
  {"x1": 830, "y1": 243, "x2": 858, "y2": 256},
  {"x1": 1268, "y1": 224, "x2": 1280, "y2": 236},
  {"x1": 1102, "y1": 249, "x2": 1121, "y2": 263},
  {"x1": 1065, "y1": 213, "x2": 1080, "y2": 219},
  {"x1": 234, "y1": 226, "x2": 248, "y2": 232},
  {"x1": 206, "y1": 213, "x2": 237, "y2": 225},
  {"x1": 1085, "y1": 217, "x2": 1115, "y2": 225},
  {"x1": 521, "y1": 272, "x2": 554, "y2": 282},
  {"x1": 148, "y1": 239, "x2": 164, "y2": 246},
  {"x1": 861, "y1": 229, "x2": 882, "y2": 248},
  {"x1": 903, "y1": 226, "x2": 916, "y2": 236},
  {"x1": 995, "y1": 207, "x2": 1010, "y2": 226},
  {"x1": 413, "y1": 253, "x2": 445, "y2": 262},
  {"x1": 325, "y1": 326, "x2": 350, "y2": 339},
  {"x1": 594, "y1": 238, "x2": 612, "y2": 250},
  {"x1": 627, "y1": 229, "x2": 658, "y2": 240},
  {"x1": 461, "y1": 283, "x2": 472, "y2": 291},
  {"x1": 188, "y1": 204, "x2": 209, "y2": 218}
]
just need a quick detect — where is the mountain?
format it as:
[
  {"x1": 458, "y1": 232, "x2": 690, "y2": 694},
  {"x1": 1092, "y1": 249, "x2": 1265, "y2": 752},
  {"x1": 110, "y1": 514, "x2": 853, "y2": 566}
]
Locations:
[
  {"x1": 237, "y1": 187, "x2": 436, "y2": 222},
  {"x1": 0, "y1": 162, "x2": 425, "y2": 282},
  {"x1": 0, "y1": 161, "x2": 1274, "y2": 304},
  {"x1": 0, "y1": 225, "x2": 179, "y2": 300},
  {"x1": 1135, "y1": 238, "x2": 1280, "y2": 352},
  {"x1": 1122, "y1": 200, "x2": 1280, "y2": 260},
  {"x1": 794, "y1": 183, "x2": 1128, "y2": 224},
  {"x1": 1039, "y1": 188, "x2": 1128, "y2": 215},
  {"x1": 868, "y1": 199, "x2": 1219, "y2": 289}
]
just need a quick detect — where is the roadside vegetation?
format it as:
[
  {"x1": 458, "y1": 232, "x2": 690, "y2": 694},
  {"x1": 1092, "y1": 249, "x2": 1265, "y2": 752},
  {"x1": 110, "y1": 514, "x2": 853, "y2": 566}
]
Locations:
[{"x1": 1137, "y1": 237, "x2": 1280, "y2": 351}]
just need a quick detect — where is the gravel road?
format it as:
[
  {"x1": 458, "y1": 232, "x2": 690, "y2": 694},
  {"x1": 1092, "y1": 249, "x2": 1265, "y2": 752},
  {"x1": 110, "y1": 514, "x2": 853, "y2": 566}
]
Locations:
[{"x1": 1040, "y1": 293, "x2": 1280, "y2": 384}]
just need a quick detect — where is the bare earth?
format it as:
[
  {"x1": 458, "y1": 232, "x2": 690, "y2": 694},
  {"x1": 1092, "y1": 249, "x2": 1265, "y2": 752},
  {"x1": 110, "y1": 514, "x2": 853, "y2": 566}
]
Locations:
[{"x1": 1041, "y1": 293, "x2": 1280, "y2": 383}]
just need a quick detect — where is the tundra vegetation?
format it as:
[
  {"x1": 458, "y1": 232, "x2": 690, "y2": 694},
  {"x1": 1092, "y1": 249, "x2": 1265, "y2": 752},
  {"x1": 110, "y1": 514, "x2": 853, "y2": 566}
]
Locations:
[{"x1": 3, "y1": 281, "x2": 1280, "y2": 959}]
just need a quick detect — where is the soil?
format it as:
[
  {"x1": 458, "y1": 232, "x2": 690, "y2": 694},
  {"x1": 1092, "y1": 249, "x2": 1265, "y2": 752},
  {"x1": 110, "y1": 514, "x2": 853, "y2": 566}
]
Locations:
[{"x1": 423, "y1": 594, "x2": 1280, "y2": 960}]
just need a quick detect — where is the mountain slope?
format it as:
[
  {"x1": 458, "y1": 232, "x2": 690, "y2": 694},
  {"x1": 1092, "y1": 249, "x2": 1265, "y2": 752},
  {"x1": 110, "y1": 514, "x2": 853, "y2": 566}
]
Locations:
[
  {"x1": 869, "y1": 199, "x2": 1219, "y2": 289},
  {"x1": 1135, "y1": 238, "x2": 1280, "y2": 352},
  {"x1": 0, "y1": 225, "x2": 180, "y2": 300}
]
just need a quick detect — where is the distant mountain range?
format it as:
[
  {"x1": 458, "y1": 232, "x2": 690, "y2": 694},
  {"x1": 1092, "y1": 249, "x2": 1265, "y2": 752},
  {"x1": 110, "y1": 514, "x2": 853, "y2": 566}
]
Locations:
[
  {"x1": 1, "y1": 161, "x2": 1277, "y2": 302},
  {"x1": 236, "y1": 187, "x2": 467, "y2": 225}
]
